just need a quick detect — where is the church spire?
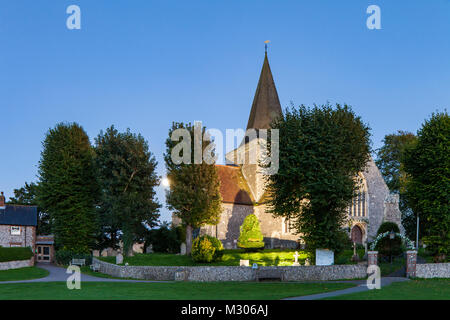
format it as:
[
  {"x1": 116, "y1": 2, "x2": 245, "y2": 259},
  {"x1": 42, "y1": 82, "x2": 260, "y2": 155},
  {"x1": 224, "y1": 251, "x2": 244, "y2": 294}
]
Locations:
[{"x1": 246, "y1": 45, "x2": 282, "y2": 130}]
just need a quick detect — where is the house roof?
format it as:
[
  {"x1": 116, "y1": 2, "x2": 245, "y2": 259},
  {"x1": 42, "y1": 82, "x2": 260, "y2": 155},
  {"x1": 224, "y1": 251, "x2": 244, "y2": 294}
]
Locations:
[
  {"x1": 216, "y1": 165, "x2": 254, "y2": 205},
  {"x1": 246, "y1": 52, "x2": 282, "y2": 131},
  {"x1": 0, "y1": 205, "x2": 38, "y2": 226}
]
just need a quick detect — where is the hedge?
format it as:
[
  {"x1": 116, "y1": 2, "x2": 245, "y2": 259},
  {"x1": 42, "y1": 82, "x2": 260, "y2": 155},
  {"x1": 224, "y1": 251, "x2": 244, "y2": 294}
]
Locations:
[{"x1": 0, "y1": 247, "x2": 33, "y2": 262}]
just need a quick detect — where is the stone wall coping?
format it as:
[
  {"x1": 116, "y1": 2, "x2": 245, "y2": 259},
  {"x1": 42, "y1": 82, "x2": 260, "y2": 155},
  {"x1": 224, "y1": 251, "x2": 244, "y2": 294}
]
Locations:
[
  {"x1": 367, "y1": 251, "x2": 378, "y2": 254},
  {"x1": 406, "y1": 250, "x2": 417, "y2": 254}
]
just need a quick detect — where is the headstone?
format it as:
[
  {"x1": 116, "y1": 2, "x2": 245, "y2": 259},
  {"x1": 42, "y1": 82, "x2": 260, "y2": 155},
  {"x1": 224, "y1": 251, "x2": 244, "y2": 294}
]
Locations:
[
  {"x1": 92, "y1": 250, "x2": 100, "y2": 257},
  {"x1": 252, "y1": 263, "x2": 258, "y2": 269},
  {"x1": 180, "y1": 243, "x2": 187, "y2": 255},
  {"x1": 315, "y1": 249, "x2": 334, "y2": 266},
  {"x1": 240, "y1": 259, "x2": 250, "y2": 267},
  {"x1": 292, "y1": 251, "x2": 300, "y2": 266},
  {"x1": 225, "y1": 242, "x2": 232, "y2": 250},
  {"x1": 146, "y1": 244, "x2": 153, "y2": 254},
  {"x1": 233, "y1": 239, "x2": 237, "y2": 249},
  {"x1": 101, "y1": 249, "x2": 108, "y2": 257},
  {"x1": 304, "y1": 258, "x2": 310, "y2": 266},
  {"x1": 116, "y1": 253, "x2": 123, "y2": 265}
]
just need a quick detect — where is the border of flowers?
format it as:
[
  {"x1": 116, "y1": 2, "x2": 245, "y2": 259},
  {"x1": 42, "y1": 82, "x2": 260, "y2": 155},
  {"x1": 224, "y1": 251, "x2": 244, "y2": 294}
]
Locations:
[{"x1": 370, "y1": 231, "x2": 415, "y2": 251}]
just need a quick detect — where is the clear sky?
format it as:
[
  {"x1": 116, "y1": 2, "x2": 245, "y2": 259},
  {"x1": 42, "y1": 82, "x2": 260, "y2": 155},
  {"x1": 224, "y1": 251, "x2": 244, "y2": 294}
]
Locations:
[{"x1": 1, "y1": 1, "x2": 449, "y2": 223}]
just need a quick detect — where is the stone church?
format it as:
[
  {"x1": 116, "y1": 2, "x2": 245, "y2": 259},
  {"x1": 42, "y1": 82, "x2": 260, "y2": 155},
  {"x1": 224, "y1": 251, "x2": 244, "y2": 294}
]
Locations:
[{"x1": 182, "y1": 51, "x2": 403, "y2": 249}]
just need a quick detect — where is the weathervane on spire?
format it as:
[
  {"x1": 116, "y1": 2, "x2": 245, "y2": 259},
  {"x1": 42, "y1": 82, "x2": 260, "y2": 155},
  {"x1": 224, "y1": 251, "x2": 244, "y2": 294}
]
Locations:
[{"x1": 264, "y1": 40, "x2": 270, "y2": 53}]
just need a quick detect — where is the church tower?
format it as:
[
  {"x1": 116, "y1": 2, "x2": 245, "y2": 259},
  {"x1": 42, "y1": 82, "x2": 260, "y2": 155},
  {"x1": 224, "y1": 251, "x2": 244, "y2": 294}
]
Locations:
[{"x1": 226, "y1": 49, "x2": 282, "y2": 202}]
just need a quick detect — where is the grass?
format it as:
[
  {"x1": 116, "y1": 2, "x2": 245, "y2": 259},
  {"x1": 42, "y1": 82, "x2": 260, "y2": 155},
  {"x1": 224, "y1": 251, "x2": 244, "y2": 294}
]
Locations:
[
  {"x1": 99, "y1": 249, "x2": 364, "y2": 267},
  {"x1": 325, "y1": 278, "x2": 450, "y2": 300},
  {"x1": 0, "y1": 267, "x2": 49, "y2": 281},
  {"x1": 0, "y1": 281, "x2": 355, "y2": 300}
]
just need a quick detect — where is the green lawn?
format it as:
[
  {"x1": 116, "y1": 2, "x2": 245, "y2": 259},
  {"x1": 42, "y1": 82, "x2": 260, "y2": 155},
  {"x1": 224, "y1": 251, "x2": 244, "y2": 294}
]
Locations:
[
  {"x1": 0, "y1": 267, "x2": 49, "y2": 282},
  {"x1": 0, "y1": 281, "x2": 355, "y2": 300},
  {"x1": 99, "y1": 249, "x2": 363, "y2": 267},
  {"x1": 326, "y1": 279, "x2": 450, "y2": 300}
]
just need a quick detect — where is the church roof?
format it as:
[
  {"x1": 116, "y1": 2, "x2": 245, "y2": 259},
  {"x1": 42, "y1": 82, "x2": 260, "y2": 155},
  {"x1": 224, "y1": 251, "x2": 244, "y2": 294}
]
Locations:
[
  {"x1": 216, "y1": 165, "x2": 254, "y2": 205},
  {"x1": 246, "y1": 52, "x2": 282, "y2": 130}
]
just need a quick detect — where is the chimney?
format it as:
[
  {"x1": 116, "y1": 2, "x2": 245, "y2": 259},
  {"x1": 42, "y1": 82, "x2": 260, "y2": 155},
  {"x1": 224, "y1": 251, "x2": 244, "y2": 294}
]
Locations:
[{"x1": 0, "y1": 192, "x2": 5, "y2": 208}]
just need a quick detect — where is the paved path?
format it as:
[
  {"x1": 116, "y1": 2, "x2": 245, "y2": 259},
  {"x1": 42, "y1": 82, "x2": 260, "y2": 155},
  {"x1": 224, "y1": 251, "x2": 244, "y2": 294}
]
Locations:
[
  {"x1": 283, "y1": 277, "x2": 410, "y2": 300},
  {"x1": 0, "y1": 263, "x2": 169, "y2": 284}
]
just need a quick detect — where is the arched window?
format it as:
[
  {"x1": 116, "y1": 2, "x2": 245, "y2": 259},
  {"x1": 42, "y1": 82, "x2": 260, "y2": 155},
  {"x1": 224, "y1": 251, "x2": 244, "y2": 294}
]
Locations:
[{"x1": 348, "y1": 174, "x2": 368, "y2": 218}]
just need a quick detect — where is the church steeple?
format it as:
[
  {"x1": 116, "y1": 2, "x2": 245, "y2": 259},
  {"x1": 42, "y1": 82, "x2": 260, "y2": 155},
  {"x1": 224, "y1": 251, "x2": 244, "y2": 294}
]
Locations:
[{"x1": 246, "y1": 50, "x2": 282, "y2": 130}]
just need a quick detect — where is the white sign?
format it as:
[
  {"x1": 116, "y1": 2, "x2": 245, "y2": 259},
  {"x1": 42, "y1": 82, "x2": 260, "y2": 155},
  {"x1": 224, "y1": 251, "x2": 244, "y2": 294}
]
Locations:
[{"x1": 315, "y1": 249, "x2": 334, "y2": 266}]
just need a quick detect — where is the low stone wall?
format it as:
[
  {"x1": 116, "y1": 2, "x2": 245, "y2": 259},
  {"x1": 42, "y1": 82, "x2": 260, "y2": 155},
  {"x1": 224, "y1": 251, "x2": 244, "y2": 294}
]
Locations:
[
  {"x1": 416, "y1": 263, "x2": 450, "y2": 278},
  {"x1": 93, "y1": 258, "x2": 367, "y2": 282},
  {"x1": 0, "y1": 258, "x2": 34, "y2": 271}
]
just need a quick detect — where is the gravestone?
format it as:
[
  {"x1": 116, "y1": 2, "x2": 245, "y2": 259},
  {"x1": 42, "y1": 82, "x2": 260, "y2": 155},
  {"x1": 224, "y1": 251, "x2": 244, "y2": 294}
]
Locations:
[
  {"x1": 116, "y1": 253, "x2": 123, "y2": 265},
  {"x1": 180, "y1": 243, "x2": 187, "y2": 255},
  {"x1": 304, "y1": 258, "x2": 310, "y2": 266},
  {"x1": 240, "y1": 259, "x2": 250, "y2": 267},
  {"x1": 315, "y1": 249, "x2": 334, "y2": 266},
  {"x1": 92, "y1": 250, "x2": 100, "y2": 257},
  {"x1": 292, "y1": 251, "x2": 300, "y2": 266},
  {"x1": 225, "y1": 242, "x2": 232, "y2": 249},
  {"x1": 146, "y1": 244, "x2": 153, "y2": 254}
]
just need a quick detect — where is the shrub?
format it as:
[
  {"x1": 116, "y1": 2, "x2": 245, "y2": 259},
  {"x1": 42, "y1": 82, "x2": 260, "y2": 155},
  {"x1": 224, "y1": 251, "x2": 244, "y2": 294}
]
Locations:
[
  {"x1": 191, "y1": 235, "x2": 224, "y2": 263},
  {"x1": 0, "y1": 247, "x2": 33, "y2": 262},
  {"x1": 55, "y1": 250, "x2": 92, "y2": 266},
  {"x1": 237, "y1": 214, "x2": 265, "y2": 251},
  {"x1": 375, "y1": 222, "x2": 403, "y2": 257},
  {"x1": 145, "y1": 224, "x2": 181, "y2": 254}
]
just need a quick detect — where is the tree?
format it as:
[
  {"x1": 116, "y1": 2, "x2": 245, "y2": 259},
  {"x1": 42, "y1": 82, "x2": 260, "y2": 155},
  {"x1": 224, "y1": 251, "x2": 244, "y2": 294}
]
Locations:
[
  {"x1": 237, "y1": 214, "x2": 264, "y2": 250},
  {"x1": 375, "y1": 131, "x2": 417, "y2": 239},
  {"x1": 164, "y1": 122, "x2": 222, "y2": 255},
  {"x1": 37, "y1": 123, "x2": 99, "y2": 253},
  {"x1": 8, "y1": 182, "x2": 51, "y2": 235},
  {"x1": 403, "y1": 111, "x2": 449, "y2": 262},
  {"x1": 95, "y1": 126, "x2": 161, "y2": 256},
  {"x1": 265, "y1": 104, "x2": 371, "y2": 253}
]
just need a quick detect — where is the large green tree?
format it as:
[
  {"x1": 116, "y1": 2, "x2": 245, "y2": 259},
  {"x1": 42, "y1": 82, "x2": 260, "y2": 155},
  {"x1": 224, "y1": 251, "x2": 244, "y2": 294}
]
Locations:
[
  {"x1": 95, "y1": 126, "x2": 161, "y2": 256},
  {"x1": 37, "y1": 123, "x2": 99, "y2": 253},
  {"x1": 403, "y1": 111, "x2": 449, "y2": 261},
  {"x1": 164, "y1": 122, "x2": 222, "y2": 255},
  {"x1": 265, "y1": 104, "x2": 371, "y2": 253},
  {"x1": 8, "y1": 182, "x2": 51, "y2": 235},
  {"x1": 375, "y1": 131, "x2": 417, "y2": 239}
]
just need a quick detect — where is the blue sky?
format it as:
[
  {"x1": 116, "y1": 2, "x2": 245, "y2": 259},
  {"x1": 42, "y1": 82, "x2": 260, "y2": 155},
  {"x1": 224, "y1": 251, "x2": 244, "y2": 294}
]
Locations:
[{"x1": 1, "y1": 1, "x2": 449, "y2": 223}]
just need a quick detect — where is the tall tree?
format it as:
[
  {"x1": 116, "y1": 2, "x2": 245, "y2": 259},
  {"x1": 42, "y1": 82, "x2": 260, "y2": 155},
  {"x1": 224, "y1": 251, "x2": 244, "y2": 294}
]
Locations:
[
  {"x1": 164, "y1": 122, "x2": 222, "y2": 255},
  {"x1": 265, "y1": 104, "x2": 371, "y2": 253},
  {"x1": 403, "y1": 111, "x2": 449, "y2": 261},
  {"x1": 8, "y1": 182, "x2": 51, "y2": 235},
  {"x1": 95, "y1": 126, "x2": 161, "y2": 256},
  {"x1": 375, "y1": 131, "x2": 418, "y2": 239},
  {"x1": 37, "y1": 123, "x2": 99, "y2": 253}
]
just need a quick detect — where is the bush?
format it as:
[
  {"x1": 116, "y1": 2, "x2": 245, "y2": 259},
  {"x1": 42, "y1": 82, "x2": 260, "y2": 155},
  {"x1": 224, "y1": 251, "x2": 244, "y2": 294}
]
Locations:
[
  {"x1": 237, "y1": 214, "x2": 265, "y2": 251},
  {"x1": 145, "y1": 224, "x2": 181, "y2": 254},
  {"x1": 191, "y1": 235, "x2": 224, "y2": 263},
  {"x1": 55, "y1": 250, "x2": 92, "y2": 266},
  {"x1": 375, "y1": 222, "x2": 403, "y2": 257},
  {"x1": 0, "y1": 247, "x2": 33, "y2": 262}
]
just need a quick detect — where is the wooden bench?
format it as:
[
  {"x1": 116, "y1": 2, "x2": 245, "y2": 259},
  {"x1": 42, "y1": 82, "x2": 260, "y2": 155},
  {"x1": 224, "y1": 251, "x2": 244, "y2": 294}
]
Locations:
[
  {"x1": 256, "y1": 269, "x2": 282, "y2": 282},
  {"x1": 70, "y1": 258, "x2": 86, "y2": 267}
]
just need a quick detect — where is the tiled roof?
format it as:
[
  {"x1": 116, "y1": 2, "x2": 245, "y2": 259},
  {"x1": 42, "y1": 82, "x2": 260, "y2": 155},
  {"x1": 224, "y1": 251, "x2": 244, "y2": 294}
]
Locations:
[
  {"x1": 216, "y1": 165, "x2": 254, "y2": 205},
  {"x1": 0, "y1": 205, "x2": 38, "y2": 226}
]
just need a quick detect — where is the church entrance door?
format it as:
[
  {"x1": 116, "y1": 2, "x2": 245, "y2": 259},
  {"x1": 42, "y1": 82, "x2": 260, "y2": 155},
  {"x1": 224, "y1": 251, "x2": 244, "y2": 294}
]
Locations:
[{"x1": 351, "y1": 225, "x2": 363, "y2": 244}]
